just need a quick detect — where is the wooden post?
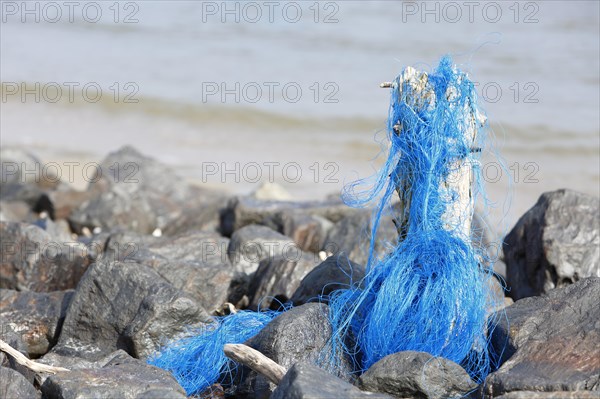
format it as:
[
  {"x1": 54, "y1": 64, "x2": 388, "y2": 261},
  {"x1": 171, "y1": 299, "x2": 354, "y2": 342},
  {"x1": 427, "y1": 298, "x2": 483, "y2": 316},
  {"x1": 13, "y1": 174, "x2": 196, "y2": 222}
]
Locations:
[{"x1": 382, "y1": 67, "x2": 485, "y2": 241}]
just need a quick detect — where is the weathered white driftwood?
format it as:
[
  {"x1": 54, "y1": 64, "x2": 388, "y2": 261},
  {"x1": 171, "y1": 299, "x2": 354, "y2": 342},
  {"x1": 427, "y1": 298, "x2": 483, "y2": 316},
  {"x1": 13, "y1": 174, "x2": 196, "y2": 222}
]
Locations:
[
  {"x1": 223, "y1": 343, "x2": 286, "y2": 385},
  {"x1": 381, "y1": 68, "x2": 484, "y2": 240},
  {"x1": 0, "y1": 339, "x2": 70, "y2": 374}
]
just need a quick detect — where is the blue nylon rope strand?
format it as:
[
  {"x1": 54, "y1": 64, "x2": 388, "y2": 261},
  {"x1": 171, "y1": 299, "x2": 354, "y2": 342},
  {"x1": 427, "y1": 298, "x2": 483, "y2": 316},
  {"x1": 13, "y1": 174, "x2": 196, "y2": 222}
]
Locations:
[
  {"x1": 147, "y1": 310, "x2": 281, "y2": 396},
  {"x1": 149, "y1": 56, "x2": 505, "y2": 395},
  {"x1": 327, "y1": 55, "x2": 503, "y2": 383}
]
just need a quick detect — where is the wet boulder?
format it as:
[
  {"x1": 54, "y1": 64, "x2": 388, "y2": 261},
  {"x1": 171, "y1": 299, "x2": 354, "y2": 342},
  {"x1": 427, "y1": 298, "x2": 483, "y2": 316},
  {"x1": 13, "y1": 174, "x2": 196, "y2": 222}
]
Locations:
[
  {"x1": 323, "y1": 210, "x2": 397, "y2": 267},
  {"x1": 358, "y1": 351, "x2": 477, "y2": 399},
  {"x1": 124, "y1": 230, "x2": 234, "y2": 312},
  {"x1": 0, "y1": 221, "x2": 91, "y2": 291},
  {"x1": 234, "y1": 303, "x2": 349, "y2": 398},
  {"x1": 504, "y1": 189, "x2": 599, "y2": 300},
  {"x1": 290, "y1": 255, "x2": 365, "y2": 306},
  {"x1": 51, "y1": 260, "x2": 210, "y2": 361},
  {"x1": 219, "y1": 196, "x2": 354, "y2": 237},
  {"x1": 0, "y1": 289, "x2": 74, "y2": 356},
  {"x1": 69, "y1": 146, "x2": 222, "y2": 235},
  {"x1": 228, "y1": 224, "x2": 296, "y2": 275},
  {"x1": 485, "y1": 277, "x2": 600, "y2": 396},
  {"x1": 41, "y1": 350, "x2": 186, "y2": 399},
  {"x1": 272, "y1": 363, "x2": 390, "y2": 399},
  {"x1": 248, "y1": 252, "x2": 320, "y2": 309},
  {"x1": 0, "y1": 366, "x2": 40, "y2": 399}
]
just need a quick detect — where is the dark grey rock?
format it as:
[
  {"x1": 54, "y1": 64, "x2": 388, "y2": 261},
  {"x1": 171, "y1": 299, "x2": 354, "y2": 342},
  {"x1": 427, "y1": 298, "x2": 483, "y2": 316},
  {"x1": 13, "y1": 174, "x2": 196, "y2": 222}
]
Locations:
[
  {"x1": 234, "y1": 303, "x2": 349, "y2": 398},
  {"x1": 124, "y1": 230, "x2": 234, "y2": 312},
  {"x1": 322, "y1": 210, "x2": 397, "y2": 267},
  {"x1": 275, "y1": 211, "x2": 333, "y2": 253},
  {"x1": 36, "y1": 350, "x2": 150, "y2": 388},
  {"x1": 69, "y1": 146, "x2": 222, "y2": 235},
  {"x1": 0, "y1": 289, "x2": 74, "y2": 356},
  {"x1": 41, "y1": 219, "x2": 73, "y2": 243},
  {"x1": 322, "y1": 211, "x2": 369, "y2": 265},
  {"x1": 0, "y1": 180, "x2": 42, "y2": 204},
  {"x1": 0, "y1": 222, "x2": 91, "y2": 291},
  {"x1": 66, "y1": 146, "x2": 178, "y2": 234},
  {"x1": 47, "y1": 189, "x2": 92, "y2": 221},
  {"x1": 504, "y1": 189, "x2": 599, "y2": 300},
  {"x1": 1, "y1": 147, "x2": 60, "y2": 191},
  {"x1": 358, "y1": 351, "x2": 477, "y2": 399},
  {"x1": 485, "y1": 277, "x2": 600, "y2": 396},
  {"x1": 51, "y1": 260, "x2": 210, "y2": 361},
  {"x1": 219, "y1": 196, "x2": 354, "y2": 237},
  {"x1": 0, "y1": 182, "x2": 48, "y2": 211},
  {"x1": 161, "y1": 185, "x2": 227, "y2": 235},
  {"x1": 41, "y1": 350, "x2": 186, "y2": 399},
  {"x1": 0, "y1": 326, "x2": 36, "y2": 384},
  {"x1": 0, "y1": 366, "x2": 40, "y2": 399},
  {"x1": 0, "y1": 200, "x2": 32, "y2": 222},
  {"x1": 37, "y1": 349, "x2": 171, "y2": 385},
  {"x1": 228, "y1": 224, "x2": 296, "y2": 275},
  {"x1": 290, "y1": 255, "x2": 365, "y2": 306},
  {"x1": 0, "y1": 318, "x2": 30, "y2": 359},
  {"x1": 248, "y1": 252, "x2": 320, "y2": 309},
  {"x1": 98, "y1": 229, "x2": 159, "y2": 263},
  {"x1": 220, "y1": 197, "x2": 285, "y2": 236},
  {"x1": 0, "y1": 148, "x2": 63, "y2": 220},
  {"x1": 37, "y1": 352, "x2": 97, "y2": 373},
  {"x1": 494, "y1": 392, "x2": 600, "y2": 399},
  {"x1": 245, "y1": 303, "x2": 333, "y2": 369},
  {"x1": 272, "y1": 363, "x2": 390, "y2": 399}
]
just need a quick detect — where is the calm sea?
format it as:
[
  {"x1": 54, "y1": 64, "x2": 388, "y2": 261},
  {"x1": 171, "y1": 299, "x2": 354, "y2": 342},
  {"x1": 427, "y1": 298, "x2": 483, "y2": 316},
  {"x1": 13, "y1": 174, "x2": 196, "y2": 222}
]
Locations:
[{"x1": 1, "y1": 0, "x2": 599, "y2": 230}]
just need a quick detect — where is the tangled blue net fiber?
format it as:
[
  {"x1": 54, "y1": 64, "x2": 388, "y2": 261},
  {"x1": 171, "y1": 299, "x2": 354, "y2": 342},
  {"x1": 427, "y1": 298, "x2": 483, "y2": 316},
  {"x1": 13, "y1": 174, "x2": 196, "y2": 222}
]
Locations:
[
  {"x1": 147, "y1": 310, "x2": 280, "y2": 395},
  {"x1": 328, "y1": 56, "x2": 502, "y2": 383},
  {"x1": 149, "y1": 56, "x2": 503, "y2": 395}
]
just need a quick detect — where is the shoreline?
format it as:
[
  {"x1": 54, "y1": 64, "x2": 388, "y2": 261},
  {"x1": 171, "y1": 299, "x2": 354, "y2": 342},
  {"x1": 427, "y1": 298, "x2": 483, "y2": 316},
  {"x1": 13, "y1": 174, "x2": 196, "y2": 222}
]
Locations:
[{"x1": 1, "y1": 99, "x2": 599, "y2": 232}]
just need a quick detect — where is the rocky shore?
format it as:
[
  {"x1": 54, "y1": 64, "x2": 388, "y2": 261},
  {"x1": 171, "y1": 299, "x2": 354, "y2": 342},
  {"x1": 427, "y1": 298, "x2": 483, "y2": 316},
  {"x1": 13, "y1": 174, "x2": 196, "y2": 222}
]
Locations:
[{"x1": 1, "y1": 146, "x2": 598, "y2": 399}]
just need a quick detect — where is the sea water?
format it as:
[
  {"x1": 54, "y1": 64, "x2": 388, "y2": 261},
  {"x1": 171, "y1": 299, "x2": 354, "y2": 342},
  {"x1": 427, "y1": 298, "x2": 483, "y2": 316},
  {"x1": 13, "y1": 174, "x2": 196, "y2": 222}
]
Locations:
[{"x1": 1, "y1": 1, "x2": 598, "y2": 231}]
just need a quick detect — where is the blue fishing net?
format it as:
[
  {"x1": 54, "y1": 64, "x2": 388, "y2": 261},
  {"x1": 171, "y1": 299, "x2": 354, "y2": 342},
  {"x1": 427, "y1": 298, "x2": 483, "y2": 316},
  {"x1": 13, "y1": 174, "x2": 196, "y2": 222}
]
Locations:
[
  {"x1": 327, "y1": 56, "x2": 503, "y2": 383},
  {"x1": 149, "y1": 56, "x2": 505, "y2": 395},
  {"x1": 148, "y1": 310, "x2": 280, "y2": 395}
]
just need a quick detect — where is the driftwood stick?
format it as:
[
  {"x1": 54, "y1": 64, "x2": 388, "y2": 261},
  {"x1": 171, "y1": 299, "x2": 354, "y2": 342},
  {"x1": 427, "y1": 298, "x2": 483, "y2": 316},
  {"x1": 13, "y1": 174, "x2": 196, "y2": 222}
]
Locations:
[
  {"x1": 0, "y1": 339, "x2": 70, "y2": 374},
  {"x1": 223, "y1": 343, "x2": 286, "y2": 385}
]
